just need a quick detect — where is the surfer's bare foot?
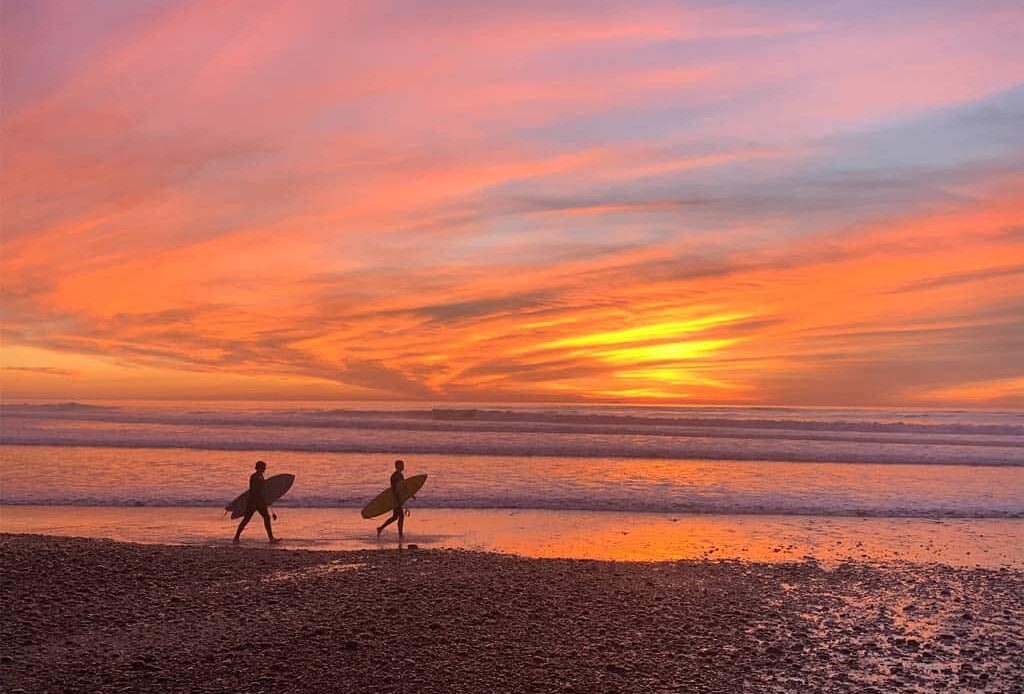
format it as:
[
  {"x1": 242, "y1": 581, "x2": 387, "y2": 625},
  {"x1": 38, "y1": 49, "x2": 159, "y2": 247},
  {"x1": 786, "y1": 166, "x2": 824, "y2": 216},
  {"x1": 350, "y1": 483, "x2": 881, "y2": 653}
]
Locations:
[
  {"x1": 269, "y1": 537, "x2": 281, "y2": 544},
  {"x1": 232, "y1": 537, "x2": 240, "y2": 544},
  {"x1": 376, "y1": 527, "x2": 382, "y2": 538}
]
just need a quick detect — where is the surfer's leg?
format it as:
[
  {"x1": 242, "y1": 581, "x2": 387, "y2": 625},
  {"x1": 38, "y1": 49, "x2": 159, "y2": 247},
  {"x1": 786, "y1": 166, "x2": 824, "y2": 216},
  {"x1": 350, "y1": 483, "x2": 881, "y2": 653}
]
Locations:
[
  {"x1": 377, "y1": 508, "x2": 400, "y2": 535},
  {"x1": 257, "y1": 506, "x2": 275, "y2": 541},
  {"x1": 234, "y1": 510, "x2": 254, "y2": 542}
]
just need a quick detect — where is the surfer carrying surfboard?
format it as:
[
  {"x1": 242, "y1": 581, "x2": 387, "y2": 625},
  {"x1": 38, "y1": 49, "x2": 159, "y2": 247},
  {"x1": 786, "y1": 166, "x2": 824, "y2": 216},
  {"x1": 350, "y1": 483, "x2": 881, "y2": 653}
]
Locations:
[
  {"x1": 233, "y1": 460, "x2": 280, "y2": 544},
  {"x1": 376, "y1": 459, "x2": 408, "y2": 539}
]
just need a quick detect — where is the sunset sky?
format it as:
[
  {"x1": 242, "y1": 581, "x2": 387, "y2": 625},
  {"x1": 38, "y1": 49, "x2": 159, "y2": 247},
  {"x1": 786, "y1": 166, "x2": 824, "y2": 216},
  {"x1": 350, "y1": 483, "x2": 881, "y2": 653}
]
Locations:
[{"x1": 2, "y1": 0, "x2": 1023, "y2": 406}]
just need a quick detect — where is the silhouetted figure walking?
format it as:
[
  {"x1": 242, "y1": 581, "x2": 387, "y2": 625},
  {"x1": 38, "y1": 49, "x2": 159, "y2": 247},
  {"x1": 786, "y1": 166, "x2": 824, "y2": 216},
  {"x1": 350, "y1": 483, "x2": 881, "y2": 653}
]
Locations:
[
  {"x1": 377, "y1": 459, "x2": 406, "y2": 538},
  {"x1": 234, "y1": 460, "x2": 279, "y2": 543}
]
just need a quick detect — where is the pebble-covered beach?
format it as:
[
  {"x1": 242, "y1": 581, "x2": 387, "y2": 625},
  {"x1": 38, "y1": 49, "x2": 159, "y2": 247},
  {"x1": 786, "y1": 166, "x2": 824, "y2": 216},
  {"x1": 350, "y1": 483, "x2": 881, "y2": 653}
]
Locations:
[{"x1": 1, "y1": 534, "x2": 1021, "y2": 693}]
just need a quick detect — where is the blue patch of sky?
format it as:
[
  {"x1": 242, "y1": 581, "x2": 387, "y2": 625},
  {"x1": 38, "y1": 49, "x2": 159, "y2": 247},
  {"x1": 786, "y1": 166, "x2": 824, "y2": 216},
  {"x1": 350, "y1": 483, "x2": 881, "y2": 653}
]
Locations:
[{"x1": 826, "y1": 85, "x2": 1024, "y2": 174}]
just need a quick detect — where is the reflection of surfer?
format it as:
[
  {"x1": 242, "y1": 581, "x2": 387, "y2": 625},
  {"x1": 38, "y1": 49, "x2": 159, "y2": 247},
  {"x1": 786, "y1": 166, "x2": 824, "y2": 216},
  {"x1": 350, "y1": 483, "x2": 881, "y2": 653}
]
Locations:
[
  {"x1": 233, "y1": 460, "x2": 280, "y2": 544},
  {"x1": 377, "y1": 459, "x2": 407, "y2": 539}
]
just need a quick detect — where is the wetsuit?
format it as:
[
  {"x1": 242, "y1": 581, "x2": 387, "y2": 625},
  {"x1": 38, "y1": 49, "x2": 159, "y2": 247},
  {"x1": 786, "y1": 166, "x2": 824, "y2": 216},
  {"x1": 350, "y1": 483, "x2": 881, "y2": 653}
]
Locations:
[
  {"x1": 247, "y1": 471, "x2": 268, "y2": 512},
  {"x1": 389, "y1": 469, "x2": 405, "y2": 516},
  {"x1": 377, "y1": 469, "x2": 406, "y2": 535},
  {"x1": 235, "y1": 470, "x2": 273, "y2": 540}
]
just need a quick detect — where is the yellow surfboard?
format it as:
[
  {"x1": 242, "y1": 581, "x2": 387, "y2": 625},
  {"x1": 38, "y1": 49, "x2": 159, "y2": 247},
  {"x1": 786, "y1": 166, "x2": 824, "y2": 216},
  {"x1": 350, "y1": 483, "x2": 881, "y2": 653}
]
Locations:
[{"x1": 361, "y1": 474, "x2": 427, "y2": 519}]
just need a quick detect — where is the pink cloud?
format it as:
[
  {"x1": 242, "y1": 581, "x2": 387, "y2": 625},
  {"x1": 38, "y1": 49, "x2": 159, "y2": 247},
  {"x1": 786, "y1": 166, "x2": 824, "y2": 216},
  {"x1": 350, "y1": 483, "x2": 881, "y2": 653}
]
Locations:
[{"x1": 3, "y1": 1, "x2": 1023, "y2": 404}]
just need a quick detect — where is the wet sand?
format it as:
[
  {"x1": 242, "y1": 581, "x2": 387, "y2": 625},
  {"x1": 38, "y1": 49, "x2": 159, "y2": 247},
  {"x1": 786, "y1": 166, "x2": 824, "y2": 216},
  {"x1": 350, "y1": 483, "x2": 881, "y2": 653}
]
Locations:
[
  {"x1": 4, "y1": 505, "x2": 1022, "y2": 567},
  {"x1": 2, "y1": 534, "x2": 1022, "y2": 693}
]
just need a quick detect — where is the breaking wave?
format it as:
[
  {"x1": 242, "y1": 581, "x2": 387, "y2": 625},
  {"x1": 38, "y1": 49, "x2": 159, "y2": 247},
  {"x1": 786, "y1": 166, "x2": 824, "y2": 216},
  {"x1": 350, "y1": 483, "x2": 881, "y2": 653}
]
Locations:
[{"x1": 2, "y1": 402, "x2": 1022, "y2": 466}]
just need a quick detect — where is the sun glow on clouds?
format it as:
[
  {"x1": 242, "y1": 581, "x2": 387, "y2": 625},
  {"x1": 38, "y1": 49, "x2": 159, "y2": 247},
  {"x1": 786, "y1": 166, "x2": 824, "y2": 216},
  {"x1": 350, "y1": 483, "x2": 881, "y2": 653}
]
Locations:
[
  {"x1": 542, "y1": 314, "x2": 751, "y2": 350},
  {"x1": 919, "y1": 378, "x2": 1024, "y2": 408},
  {"x1": 2, "y1": 1, "x2": 1023, "y2": 406}
]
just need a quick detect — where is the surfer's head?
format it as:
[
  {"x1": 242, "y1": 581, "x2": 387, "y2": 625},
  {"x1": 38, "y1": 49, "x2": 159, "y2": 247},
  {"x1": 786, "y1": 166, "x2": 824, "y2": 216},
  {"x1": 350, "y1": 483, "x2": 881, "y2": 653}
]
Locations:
[
  {"x1": 394, "y1": 459, "x2": 404, "y2": 471},
  {"x1": 255, "y1": 460, "x2": 267, "y2": 471}
]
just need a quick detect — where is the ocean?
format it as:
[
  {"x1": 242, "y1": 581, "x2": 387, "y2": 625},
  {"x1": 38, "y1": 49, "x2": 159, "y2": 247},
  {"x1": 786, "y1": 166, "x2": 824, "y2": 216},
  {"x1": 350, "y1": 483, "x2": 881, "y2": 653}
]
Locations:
[
  {"x1": 2, "y1": 400, "x2": 1022, "y2": 564},
  {"x1": 2, "y1": 400, "x2": 1022, "y2": 514}
]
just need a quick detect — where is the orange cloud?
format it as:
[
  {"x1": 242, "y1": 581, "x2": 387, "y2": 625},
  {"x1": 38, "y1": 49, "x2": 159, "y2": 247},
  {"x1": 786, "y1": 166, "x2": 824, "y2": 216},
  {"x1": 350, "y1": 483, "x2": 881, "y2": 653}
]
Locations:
[{"x1": 3, "y1": 2, "x2": 1023, "y2": 405}]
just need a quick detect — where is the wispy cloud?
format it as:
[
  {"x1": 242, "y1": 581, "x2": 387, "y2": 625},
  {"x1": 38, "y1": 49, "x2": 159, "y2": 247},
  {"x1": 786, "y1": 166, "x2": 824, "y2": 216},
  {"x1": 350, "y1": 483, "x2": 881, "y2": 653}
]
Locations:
[
  {"x1": 2, "y1": 1, "x2": 1023, "y2": 404},
  {"x1": 2, "y1": 366, "x2": 80, "y2": 378}
]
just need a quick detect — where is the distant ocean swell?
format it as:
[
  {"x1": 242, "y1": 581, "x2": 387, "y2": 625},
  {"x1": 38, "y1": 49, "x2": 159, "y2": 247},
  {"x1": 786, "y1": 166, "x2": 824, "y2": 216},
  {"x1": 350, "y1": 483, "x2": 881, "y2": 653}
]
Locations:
[{"x1": 2, "y1": 403, "x2": 1022, "y2": 466}]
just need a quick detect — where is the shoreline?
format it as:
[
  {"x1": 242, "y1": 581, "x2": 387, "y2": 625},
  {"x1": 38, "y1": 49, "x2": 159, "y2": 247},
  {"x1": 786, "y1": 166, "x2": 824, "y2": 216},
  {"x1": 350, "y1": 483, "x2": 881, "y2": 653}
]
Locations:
[
  {"x1": 5, "y1": 498, "x2": 1024, "y2": 519},
  {"x1": 2, "y1": 533, "x2": 1022, "y2": 693},
  {"x1": 3, "y1": 504, "x2": 1022, "y2": 567}
]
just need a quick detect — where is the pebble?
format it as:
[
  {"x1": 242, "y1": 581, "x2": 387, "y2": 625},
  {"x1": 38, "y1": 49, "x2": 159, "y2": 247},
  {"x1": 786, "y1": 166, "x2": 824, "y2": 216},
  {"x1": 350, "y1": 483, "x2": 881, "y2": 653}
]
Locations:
[{"x1": 2, "y1": 534, "x2": 1021, "y2": 693}]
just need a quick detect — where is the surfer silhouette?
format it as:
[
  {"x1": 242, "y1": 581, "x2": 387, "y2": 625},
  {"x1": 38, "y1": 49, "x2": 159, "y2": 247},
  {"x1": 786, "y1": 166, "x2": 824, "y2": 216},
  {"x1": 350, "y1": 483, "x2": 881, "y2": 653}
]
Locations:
[
  {"x1": 233, "y1": 460, "x2": 280, "y2": 544},
  {"x1": 377, "y1": 459, "x2": 407, "y2": 539}
]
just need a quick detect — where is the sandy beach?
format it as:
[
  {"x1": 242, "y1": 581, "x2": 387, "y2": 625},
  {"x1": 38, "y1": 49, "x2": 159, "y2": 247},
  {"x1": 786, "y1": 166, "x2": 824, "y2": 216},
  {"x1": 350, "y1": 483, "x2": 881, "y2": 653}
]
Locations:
[{"x1": 2, "y1": 534, "x2": 1021, "y2": 693}]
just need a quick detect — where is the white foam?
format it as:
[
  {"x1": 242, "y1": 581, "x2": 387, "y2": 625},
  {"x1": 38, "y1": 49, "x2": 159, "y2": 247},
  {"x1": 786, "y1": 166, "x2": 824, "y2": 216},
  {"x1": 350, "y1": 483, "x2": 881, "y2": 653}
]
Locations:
[{"x1": 2, "y1": 402, "x2": 1022, "y2": 467}]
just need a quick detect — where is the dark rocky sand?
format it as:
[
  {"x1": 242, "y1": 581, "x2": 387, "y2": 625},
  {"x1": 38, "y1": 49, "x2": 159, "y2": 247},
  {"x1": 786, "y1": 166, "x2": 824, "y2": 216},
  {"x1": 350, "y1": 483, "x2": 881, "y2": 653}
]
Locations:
[{"x1": 1, "y1": 534, "x2": 1021, "y2": 693}]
